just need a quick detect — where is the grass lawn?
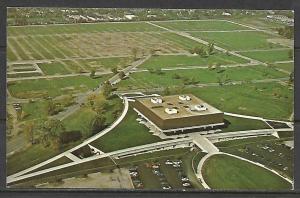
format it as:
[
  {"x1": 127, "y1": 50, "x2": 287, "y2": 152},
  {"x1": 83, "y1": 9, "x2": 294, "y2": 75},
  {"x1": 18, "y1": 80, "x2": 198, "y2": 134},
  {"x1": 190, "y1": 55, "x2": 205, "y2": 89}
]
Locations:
[
  {"x1": 186, "y1": 82, "x2": 293, "y2": 120},
  {"x1": 118, "y1": 65, "x2": 287, "y2": 90},
  {"x1": 141, "y1": 53, "x2": 248, "y2": 69},
  {"x1": 274, "y1": 62, "x2": 294, "y2": 73},
  {"x1": 90, "y1": 107, "x2": 162, "y2": 152},
  {"x1": 202, "y1": 154, "x2": 292, "y2": 190},
  {"x1": 38, "y1": 62, "x2": 71, "y2": 75},
  {"x1": 153, "y1": 20, "x2": 251, "y2": 31},
  {"x1": 190, "y1": 31, "x2": 283, "y2": 50},
  {"x1": 216, "y1": 137, "x2": 294, "y2": 179},
  {"x1": 8, "y1": 75, "x2": 108, "y2": 99},
  {"x1": 222, "y1": 115, "x2": 270, "y2": 132},
  {"x1": 7, "y1": 144, "x2": 68, "y2": 175},
  {"x1": 240, "y1": 49, "x2": 292, "y2": 63},
  {"x1": 29, "y1": 156, "x2": 72, "y2": 173},
  {"x1": 21, "y1": 100, "x2": 48, "y2": 121}
]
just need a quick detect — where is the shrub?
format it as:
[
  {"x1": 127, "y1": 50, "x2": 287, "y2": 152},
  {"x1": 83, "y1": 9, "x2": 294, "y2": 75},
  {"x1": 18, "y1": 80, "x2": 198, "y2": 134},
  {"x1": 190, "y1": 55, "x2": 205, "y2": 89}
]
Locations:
[{"x1": 60, "y1": 131, "x2": 82, "y2": 144}]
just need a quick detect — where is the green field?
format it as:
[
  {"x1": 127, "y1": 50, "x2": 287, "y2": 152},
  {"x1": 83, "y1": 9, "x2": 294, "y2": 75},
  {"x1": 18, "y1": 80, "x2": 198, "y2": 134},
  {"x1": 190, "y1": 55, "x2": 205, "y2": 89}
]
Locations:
[
  {"x1": 240, "y1": 49, "x2": 292, "y2": 63},
  {"x1": 118, "y1": 65, "x2": 287, "y2": 90},
  {"x1": 191, "y1": 31, "x2": 283, "y2": 50},
  {"x1": 141, "y1": 53, "x2": 248, "y2": 69},
  {"x1": 216, "y1": 137, "x2": 294, "y2": 179},
  {"x1": 38, "y1": 62, "x2": 71, "y2": 75},
  {"x1": 153, "y1": 20, "x2": 250, "y2": 31},
  {"x1": 202, "y1": 154, "x2": 291, "y2": 190},
  {"x1": 90, "y1": 107, "x2": 162, "y2": 152},
  {"x1": 274, "y1": 62, "x2": 294, "y2": 73},
  {"x1": 8, "y1": 75, "x2": 108, "y2": 99},
  {"x1": 222, "y1": 115, "x2": 270, "y2": 132},
  {"x1": 186, "y1": 82, "x2": 293, "y2": 120}
]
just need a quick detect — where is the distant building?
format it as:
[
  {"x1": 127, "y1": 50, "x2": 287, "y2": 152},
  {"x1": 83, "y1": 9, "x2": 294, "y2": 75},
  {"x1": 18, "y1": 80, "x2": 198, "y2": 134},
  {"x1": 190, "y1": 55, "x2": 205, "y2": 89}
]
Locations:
[
  {"x1": 124, "y1": 14, "x2": 136, "y2": 20},
  {"x1": 222, "y1": 12, "x2": 232, "y2": 16},
  {"x1": 133, "y1": 94, "x2": 224, "y2": 133}
]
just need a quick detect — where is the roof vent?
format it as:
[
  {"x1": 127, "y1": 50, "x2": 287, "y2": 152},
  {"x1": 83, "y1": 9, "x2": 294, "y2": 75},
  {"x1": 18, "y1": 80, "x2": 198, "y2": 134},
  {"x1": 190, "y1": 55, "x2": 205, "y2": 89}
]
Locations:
[
  {"x1": 192, "y1": 104, "x2": 207, "y2": 112},
  {"x1": 151, "y1": 97, "x2": 163, "y2": 104},
  {"x1": 165, "y1": 108, "x2": 178, "y2": 115},
  {"x1": 179, "y1": 95, "x2": 191, "y2": 101}
]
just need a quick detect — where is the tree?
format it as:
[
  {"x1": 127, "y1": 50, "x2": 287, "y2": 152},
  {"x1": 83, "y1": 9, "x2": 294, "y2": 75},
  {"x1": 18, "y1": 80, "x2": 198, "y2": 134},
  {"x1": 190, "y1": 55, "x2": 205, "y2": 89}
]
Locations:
[
  {"x1": 288, "y1": 49, "x2": 293, "y2": 59},
  {"x1": 90, "y1": 69, "x2": 96, "y2": 78},
  {"x1": 208, "y1": 43, "x2": 215, "y2": 55},
  {"x1": 24, "y1": 121, "x2": 34, "y2": 144},
  {"x1": 91, "y1": 114, "x2": 106, "y2": 135},
  {"x1": 102, "y1": 81, "x2": 113, "y2": 98},
  {"x1": 289, "y1": 71, "x2": 294, "y2": 83},
  {"x1": 118, "y1": 71, "x2": 126, "y2": 79},
  {"x1": 46, "y1": 99, "x2": 57, "y2": 116},
  {"x1": 132, "y1": 48, "x2": 138, "y2": 60},
  {"x1": 111, "y1": 67, "x2": 118, "y2": 74},
  {"x1": 43, "y1": 119, "x2": 65, "y2": 140}
]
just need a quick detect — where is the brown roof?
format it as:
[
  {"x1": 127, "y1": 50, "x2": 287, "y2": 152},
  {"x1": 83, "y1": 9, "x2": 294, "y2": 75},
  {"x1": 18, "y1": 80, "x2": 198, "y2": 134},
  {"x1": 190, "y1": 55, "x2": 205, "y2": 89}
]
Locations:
[{"x1": 136, "y1": 94, "x2": 222, "y2": 120}]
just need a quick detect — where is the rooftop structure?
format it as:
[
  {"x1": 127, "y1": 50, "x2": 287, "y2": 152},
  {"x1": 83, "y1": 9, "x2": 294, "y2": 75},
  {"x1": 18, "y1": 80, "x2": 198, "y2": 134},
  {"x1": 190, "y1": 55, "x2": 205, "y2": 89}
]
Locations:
[{"x1": 133, "y1": 94, "x2": 224, "y2": 132}]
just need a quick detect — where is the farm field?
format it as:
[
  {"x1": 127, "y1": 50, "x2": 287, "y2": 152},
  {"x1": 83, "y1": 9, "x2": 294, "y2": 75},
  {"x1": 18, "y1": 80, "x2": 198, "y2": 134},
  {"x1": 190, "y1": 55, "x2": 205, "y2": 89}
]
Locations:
[
  {"x1": 273, "y1": 62, "x2": 294, "y2": 73},
  {"x1": 202, "y1": 154, "x2": 292, "y2": 190}
]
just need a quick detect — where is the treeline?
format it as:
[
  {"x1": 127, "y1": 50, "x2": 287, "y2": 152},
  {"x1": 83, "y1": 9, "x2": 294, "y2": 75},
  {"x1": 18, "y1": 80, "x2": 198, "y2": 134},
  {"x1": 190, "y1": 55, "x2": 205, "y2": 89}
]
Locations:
[{"x1": 277, "y1": 25, "x2": 294, "y2": 39}]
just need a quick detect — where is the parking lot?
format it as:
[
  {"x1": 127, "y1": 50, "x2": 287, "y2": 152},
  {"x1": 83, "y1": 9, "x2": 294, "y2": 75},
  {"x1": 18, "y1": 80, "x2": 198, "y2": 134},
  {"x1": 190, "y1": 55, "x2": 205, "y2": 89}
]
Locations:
[{"x1": 129, "y1": 159, "x2": 194, "y2": 190}]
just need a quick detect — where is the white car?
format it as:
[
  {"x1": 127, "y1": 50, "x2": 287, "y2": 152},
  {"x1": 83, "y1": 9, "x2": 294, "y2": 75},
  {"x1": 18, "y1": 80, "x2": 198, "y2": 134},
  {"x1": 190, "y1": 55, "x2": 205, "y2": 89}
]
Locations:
[
  {"x1": 165, "y1": 160, "x2": 173, "y2": 165},
  {"x1": 182, "y1": 182, "x2": 191, "y2": 187}
]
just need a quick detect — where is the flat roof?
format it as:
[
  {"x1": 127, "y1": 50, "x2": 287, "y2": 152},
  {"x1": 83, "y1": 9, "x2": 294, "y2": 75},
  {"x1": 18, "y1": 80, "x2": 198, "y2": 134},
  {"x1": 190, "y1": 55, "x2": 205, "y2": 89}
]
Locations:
[{"x1": 136, "y1": 94, "x2": 222, "y2": 120}]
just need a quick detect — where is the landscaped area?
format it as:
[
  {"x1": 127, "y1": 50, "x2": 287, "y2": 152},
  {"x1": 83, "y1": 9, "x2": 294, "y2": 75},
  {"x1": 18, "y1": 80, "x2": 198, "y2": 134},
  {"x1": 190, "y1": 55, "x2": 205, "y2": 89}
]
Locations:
[
  {"x1": 201, "y1": 154, "x2": 292, "y2": 190},
  {"x1": 90, "y1": 107, "x2": 162, "y2": 152},
  {"x1": 6, "y1": 8, "x2": 294, "y2": 190}
]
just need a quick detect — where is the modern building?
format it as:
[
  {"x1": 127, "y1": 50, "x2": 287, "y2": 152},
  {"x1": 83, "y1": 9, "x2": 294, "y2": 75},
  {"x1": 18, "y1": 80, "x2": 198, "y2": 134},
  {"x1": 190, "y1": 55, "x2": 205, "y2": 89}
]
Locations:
[{"x1": 133, "y1": 94, "x2": 224, "y2": 133}]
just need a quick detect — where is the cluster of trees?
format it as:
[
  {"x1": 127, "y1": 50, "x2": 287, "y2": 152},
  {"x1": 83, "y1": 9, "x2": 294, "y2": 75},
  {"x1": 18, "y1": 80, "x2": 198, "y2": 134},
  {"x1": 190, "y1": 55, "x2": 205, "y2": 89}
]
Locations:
[
  {"x1": 46, "y1": 96, "x2": 74, "y2": 116},
  {"x1": 277, "y1": 25, "x2": 294, "y2": 39},
  {"x1": 189, "y1": 43, "x2": 215, "y2": 57},
  {"x1": 24, "y1": 118, "x2": 83, "y2": 150}
]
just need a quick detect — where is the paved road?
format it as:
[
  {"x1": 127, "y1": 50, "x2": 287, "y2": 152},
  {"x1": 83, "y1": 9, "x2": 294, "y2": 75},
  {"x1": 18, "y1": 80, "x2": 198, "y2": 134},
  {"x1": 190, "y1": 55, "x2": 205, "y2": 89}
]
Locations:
[{"x1": 109, "y1": 55, "x2": 151, "y2": 85}]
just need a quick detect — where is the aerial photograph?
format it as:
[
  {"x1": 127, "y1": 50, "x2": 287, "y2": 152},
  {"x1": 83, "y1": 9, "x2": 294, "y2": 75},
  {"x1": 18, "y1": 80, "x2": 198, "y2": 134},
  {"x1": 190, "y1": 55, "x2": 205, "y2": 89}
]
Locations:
[{"x1": 6, "y1": 8, "x2": 294, "y2": 190}]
